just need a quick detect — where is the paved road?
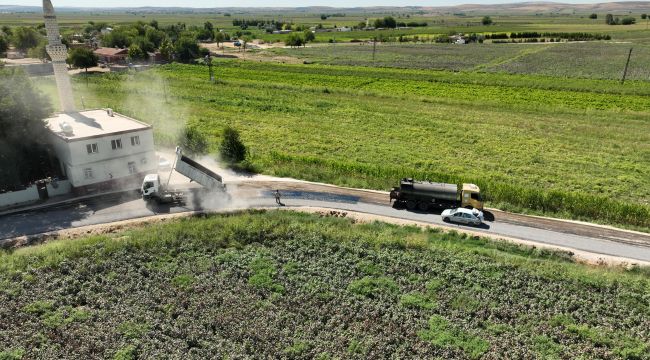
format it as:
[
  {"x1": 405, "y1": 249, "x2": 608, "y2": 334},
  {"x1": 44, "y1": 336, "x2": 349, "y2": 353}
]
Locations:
[{"x1": 1, "y1": 187, "x2": 650, "y2": 263}]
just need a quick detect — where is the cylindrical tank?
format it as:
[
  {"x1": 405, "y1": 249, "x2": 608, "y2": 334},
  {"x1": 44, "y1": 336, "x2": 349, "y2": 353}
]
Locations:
[{"x1": 400, "y1": 180, "x2": 459, "y2": 202}]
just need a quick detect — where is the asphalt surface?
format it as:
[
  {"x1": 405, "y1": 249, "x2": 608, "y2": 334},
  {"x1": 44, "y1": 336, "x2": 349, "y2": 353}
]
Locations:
[{"x1": 1, "y1": 187, "x2": 650, "y2": 263}]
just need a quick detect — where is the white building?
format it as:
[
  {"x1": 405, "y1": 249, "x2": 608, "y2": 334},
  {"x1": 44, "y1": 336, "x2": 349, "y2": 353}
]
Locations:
[{"x1": 45, "y1": 109, "x2": 157, "y2": 194}]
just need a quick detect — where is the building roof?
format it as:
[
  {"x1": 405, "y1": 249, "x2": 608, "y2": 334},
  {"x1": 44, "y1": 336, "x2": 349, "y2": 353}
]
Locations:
[
  {"x1": 94, "y1": 47, "x2": 128, "y2": 56},
  {"x1": 46, "y1": 109, "x2": 151, "y2": 142}
]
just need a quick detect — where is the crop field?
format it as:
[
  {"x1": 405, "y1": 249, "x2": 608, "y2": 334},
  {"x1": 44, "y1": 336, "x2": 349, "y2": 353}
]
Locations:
[
  {"x1": 0, "y1": 211, "x2": 648, "y2": 358},
  {"x1": 34, "y1": 60, "x2": 650, "y2": 229},
  {"x1": 267, "y1": 42, "x2": 650, "y2": 81}
]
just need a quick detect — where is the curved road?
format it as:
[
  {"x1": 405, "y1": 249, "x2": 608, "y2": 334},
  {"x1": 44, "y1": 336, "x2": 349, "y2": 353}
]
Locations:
[{"x1": 1, "y1": 181, "x2": 650, "y2": 264}]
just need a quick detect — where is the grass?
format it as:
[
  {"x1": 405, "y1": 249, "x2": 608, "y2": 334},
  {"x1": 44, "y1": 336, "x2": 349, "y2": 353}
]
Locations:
[
  {"x1": 0, "y1": 210, "x2": 648, "y2": 358},
  {"x1": 34, "y1": 60, "x2": 650, "y2": 229}
]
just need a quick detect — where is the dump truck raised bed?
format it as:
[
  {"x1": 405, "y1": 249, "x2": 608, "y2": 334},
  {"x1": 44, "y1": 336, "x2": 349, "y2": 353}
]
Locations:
[
  {"x1": 389, "y1": 178, "x2": 483, "y2": 211},
  {"x1": 141, "y1": 147, "x2": 225, "y2": 204}
]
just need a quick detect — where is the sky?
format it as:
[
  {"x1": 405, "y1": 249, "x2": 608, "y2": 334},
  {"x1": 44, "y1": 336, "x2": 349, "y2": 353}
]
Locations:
[{"x1": 2, "y1": 0, "x2": 613, "y2": 8}]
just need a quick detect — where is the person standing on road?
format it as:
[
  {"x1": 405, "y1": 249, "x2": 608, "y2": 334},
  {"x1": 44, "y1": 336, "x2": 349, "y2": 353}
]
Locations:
[{"x1": 274, "y1": 190, "x2": 282, "y2": 205}]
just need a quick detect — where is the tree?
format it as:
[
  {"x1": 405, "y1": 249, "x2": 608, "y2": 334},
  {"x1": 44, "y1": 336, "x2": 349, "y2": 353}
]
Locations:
[
  {"x1": 285, "y1": 33, "x2": 304, "y2": 47},
  {"x1": 0, "y1": 35, "x2": 8, "y2": 55},
  {"x1": 642, "y1": 14, "x2": 647, "y2": 20},
  {"x1": 67, "y1": 47, "x2": 98, "y2": 72},
  {"x1": 320, "y1": 14, "x2": 327, "y2": 20},
  {"x1": 178, "y1": 126, "x2": 208, "y2": 156},
  {"x1": 589, "y1": 13, "x2": 598, "y2": 19},
  {"x1": 605, "y1": 14, "x2": 616, "y2": 25},
  {"x1": 303, "y1": 29, "x2": 315, "y2": 43},
  {"x1": 482, "y1": 16, "x2": 493, "y2": 25},
  {"x1": 196, "y1": 28, "x2": 214, "y2": 41},
  {"x1": 149, "y1": 19, "x2": 159, "y2": 29},
  {"x1": 132, "y1": 36, "x2": 155, "y2": 53},
  {"x1": 215, "y1": 31, "x2": 225, "y2": 47},
  {"x1": 159, "y1": 38, "x2": 173, "y2": 61},
  {"x1": 219, "y1": 126, "x2": 247, "y2": 164},
  {"x1": 127, "y1": 44, "x2": 146, "y2": 61},
  {"x1": 374, "y1": 16, "x2": 397, "y2": 28},
  {"x1": 145, "y1": 27, "x2": 165, "y2": 48},
  {"x1": 174, "y1": 36, "x2": 201, "y2": 63},
  {"x1": 204, "y1": 21, "x2": 214, "y2": 32},
  {"x1": 383, "y1": 16, "x2": 397, "y2": 28},
  {"x1": 0, "y1": 68, "x2": 53, "y2": 189},
  {"x1": 1, "y1": 25, "x2": 11, "y2": 36},
  {"x1": 27, "y1": 40, "x2": 49, "y2": 62},
  {"x1": 102, "y1": 29, "x2": 133, "y2": 48},
  {"x1": 621, "y1": 16, "x2": 636, "y2": 25},
  {"x1": 12, "y1": 27, "x2": 40, "y2": 51}
]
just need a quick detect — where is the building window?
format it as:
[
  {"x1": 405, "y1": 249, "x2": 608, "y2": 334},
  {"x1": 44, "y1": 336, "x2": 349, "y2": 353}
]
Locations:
[
  {"x1": 128, "y1": 161, "x2": 136, "y2": 174},
  {"x1": 141, "y1": 158, "x2": 147, "y2": 165},
  {"x1": 111, "y1": 139, "x2": 122, "y2": 150},
  {"x1": 86, "y1": 143, "x2": 98, "y2": 154},
  {"x1": 130, "y1": 136, "x2": 140, "y2": 146},
  {"x1": 84, "y1": 168, "x2": 93, "y2": 179}
]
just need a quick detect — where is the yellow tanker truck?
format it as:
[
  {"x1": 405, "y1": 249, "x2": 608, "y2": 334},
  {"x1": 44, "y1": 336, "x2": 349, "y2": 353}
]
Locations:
[{"x1": 389, "y1": 178, "x2": 484, "y2": 211}]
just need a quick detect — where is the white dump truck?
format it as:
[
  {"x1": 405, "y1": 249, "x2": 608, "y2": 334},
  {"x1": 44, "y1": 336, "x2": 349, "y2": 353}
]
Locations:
[
  {"x1": 141, "y1": 147, "x2": 225, "y2": 204},
  {"x1": 141, "y1": 173, "x2": 187, "y2": 204}
]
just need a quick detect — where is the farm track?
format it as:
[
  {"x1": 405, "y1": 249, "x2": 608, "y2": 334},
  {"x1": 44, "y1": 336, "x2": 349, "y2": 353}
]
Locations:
[{"x1": 472, "y1": 43, "x2": 554, "y2": 72}]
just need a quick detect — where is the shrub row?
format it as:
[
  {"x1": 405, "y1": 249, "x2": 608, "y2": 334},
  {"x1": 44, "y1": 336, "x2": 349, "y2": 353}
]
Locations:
[{"x1": 485, "y1": 32, "x2": 611, "y2": 41}]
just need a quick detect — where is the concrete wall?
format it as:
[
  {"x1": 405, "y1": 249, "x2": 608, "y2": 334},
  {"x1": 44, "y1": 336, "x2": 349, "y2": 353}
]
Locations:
[
  {"x1": 68, "y1": 129, "x2": 157, "y2": 187},
  {"x1": 51, "y1": 128, "x2": 156, "y2": 188},
  {"x1": 0, "y1": 186, "x2": 39, "y2": 208},
  {"x1": 69, "y1": 129, "x2": 154, "y2": 166},
  {"x1": 46, "y1": 179, "x2": 71, "y2": 197}
]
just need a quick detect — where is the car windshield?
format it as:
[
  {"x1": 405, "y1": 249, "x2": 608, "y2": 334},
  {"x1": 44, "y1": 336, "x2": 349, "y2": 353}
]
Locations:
[{"x1": 143, "y1": 181, "x2": 154, "y2": 190}]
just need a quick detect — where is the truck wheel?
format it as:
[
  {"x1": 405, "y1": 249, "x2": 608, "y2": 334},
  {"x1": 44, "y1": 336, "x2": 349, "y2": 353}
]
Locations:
[
  {"x1": 417, "y1": 202, "x2": 429, "y2": 212},
  {"x1": 406, "y1": 200, "x2": 417, "y2": 210}
]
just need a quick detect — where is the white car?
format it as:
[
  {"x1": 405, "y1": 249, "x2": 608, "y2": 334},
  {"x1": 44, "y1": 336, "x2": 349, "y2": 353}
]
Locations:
[{"x1": 442, "y1": 208, "x2": 484, "y2": 226}]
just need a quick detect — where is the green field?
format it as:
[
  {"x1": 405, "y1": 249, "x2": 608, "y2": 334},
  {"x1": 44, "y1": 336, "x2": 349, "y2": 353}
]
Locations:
[
  {"x1": 34, "y1": 59, "x2": 650, "y2": 229},
  {"x1": 267, "y1": 42, "x2": 650, "y2": 81},
  {"x1": 1, "y1": 211, "x2": 648, "y2": 358}
]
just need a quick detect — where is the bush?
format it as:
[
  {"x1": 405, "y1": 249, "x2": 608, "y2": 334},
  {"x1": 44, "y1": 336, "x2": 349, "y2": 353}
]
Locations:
[
  {"x1": 178, "y1": 126, "x2": 208, "y2": 156},
  {"x1": 219, "y1": 126, "x2": 247, "y2": 164},
  {"x1": 621, "y1": 17, "x2": 636, "y2": 25}
]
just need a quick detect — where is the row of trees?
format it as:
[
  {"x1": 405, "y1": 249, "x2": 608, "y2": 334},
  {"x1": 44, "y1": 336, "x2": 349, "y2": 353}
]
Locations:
[
  {"x1": 101, "y1": 20, "x2": 218, "y2": 62},
  {"x1": 0, "y1": 26, "x2": 51, "y2": 59},
  {"x1": 605, "y1": 14, "x2": 637, "y2": 25}
]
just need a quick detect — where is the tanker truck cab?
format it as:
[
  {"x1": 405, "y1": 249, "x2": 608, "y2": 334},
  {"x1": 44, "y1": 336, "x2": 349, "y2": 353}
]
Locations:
[
  {"x1": 461, "y1": 183, "x2": 483, "y2": 210},
  {"x1": 141, "y1": 174, "x2": 159, "y2": 200}
]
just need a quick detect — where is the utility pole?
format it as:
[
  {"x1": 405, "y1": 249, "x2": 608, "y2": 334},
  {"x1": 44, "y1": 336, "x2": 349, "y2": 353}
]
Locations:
[{"x1": 621, "y1": 47, "x2": 633, "y2": 84}]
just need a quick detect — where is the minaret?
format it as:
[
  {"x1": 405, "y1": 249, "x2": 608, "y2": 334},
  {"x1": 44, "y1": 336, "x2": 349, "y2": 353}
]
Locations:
[{"x1": 43, "y1": 0, "x2": 76, "y2": 113}]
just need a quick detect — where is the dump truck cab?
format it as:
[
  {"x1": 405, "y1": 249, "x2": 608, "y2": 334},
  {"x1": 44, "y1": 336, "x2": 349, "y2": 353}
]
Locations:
[
  {"x1": 461, "y1": 183, "x2": 483, "y2": 210},
  {"x1": 141, "y1": 174, "x2": 160, "y2": 199}
]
